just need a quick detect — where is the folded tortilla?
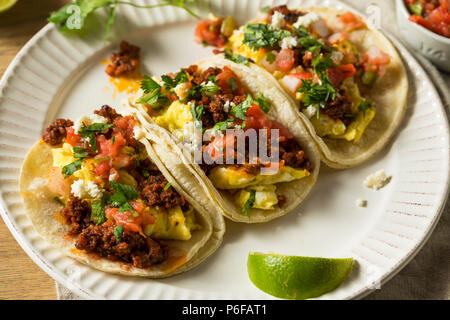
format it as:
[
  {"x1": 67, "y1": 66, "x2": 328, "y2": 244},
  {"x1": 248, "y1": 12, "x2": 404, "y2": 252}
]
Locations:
[
  {"x1": 231, "y1": 7, "x2": 408, "y2": 169},
  {"x1": 131, "y1": 57, "x2": 321, "y2": 223},
  {"x1": 19, "y1": 120, "x2": 225, "y2": 278}
]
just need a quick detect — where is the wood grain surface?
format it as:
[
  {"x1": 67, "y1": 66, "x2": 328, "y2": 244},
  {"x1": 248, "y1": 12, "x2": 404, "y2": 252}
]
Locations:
[{"x1": 0, "y1": 0, "x2": 71, "y2": 300}]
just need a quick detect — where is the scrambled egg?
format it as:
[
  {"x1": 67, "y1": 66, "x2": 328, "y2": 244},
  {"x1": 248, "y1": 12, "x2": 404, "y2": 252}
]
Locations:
[
  {"x1": 227, "y1": 31, "x2": 267, "y2": 64},
  {"x1": 305, "y1": 78, "x2": 376, "y2": 143},
  {"x1": 144, "y1": 205, "x2": 200, "y2": 241},
  {"x1": 331, "y1": 108, "x2": 375, "y2": 142},
  {"x1": 208, "y1": 166, "x2": 310, "y2": 190},
  {"x1": 235, "y1": 185, "x2": 279, "y2": 210},
  {"x1": 154, "y1": 100, "x2": 193, "y2": 141},
  {"x1": 52, "y1": 143, "x2": 102, "y2": 189}
]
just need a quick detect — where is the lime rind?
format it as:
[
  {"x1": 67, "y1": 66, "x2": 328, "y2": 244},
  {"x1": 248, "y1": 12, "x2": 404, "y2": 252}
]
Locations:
[
  {"x1": 0, "y1": 0, "x2": 18, "y2": 13},
  {"x1": 247, "y1": 252, "x2": 355, "y2": 300}
]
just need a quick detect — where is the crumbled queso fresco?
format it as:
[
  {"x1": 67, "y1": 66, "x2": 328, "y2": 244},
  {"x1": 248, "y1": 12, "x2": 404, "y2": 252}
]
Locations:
[
  {"x1": 271, "y1": 11, "x2": 285, "y2": 29},
  {"x1": 71, "y1": 180, "x2": 103, "y2": 199},
  {"x1": 280, "y1": 36, "x2": 298, "y2": 49},
  {"x1": 293, "y1": 12, "x2": 320, "y2": 29},
  {"x1": 364, "y1": 169, "x2": 392, "y2": 190}
]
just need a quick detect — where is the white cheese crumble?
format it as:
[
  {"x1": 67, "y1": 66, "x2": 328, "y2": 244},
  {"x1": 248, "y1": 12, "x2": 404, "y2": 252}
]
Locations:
[
  {"x1": 302, "y1": 105, "x2": 318, "y2": 119},
  {"x1": 174, "y1": 82, "x2": 189, "y2": 100},
  {"x1": 293, "y1": 12, "x2": 320, "y2": 29},
  {"x1": 330, "y1": 51, "x2": 344, "y2": 64},
  {"x1": 364, "y1": 170, "x2": 392, "y2": 190},
  {"x1": 356, "y1": 199, "x2": 368, "y2": 208},
  {"x1": 280, "y1": 36, "x2": 298, "y2": 49},
  {"x1": 73, "y1": 114, "x2": 108, "y2": 134},
  {"x1": 71, "y1": 180, "x2": 103, "y2": 199},
  {"x1": 271, "y1": 11, "x2": 285, "y2": 29},
  {"x1": 223, "y1": 100, "x2": 235, "y2": 113}
]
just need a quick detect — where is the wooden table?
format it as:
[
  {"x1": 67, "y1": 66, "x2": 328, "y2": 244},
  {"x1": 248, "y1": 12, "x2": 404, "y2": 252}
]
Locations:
[{"x1": 0, "y1": 0, "x2": 71, "y2": 300}]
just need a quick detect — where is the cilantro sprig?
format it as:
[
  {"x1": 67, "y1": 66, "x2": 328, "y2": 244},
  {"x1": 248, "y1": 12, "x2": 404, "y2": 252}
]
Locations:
[
  {"x1": 161, "y1": 70, "x2": 189, "y2": 90},
  {"x1": 49, "y1": 0, "x2": 200, "y2": 39},
  {"x1": 243, "y1": 23, "x2": 291, "y2": 51},
  {"x1": 224, "y1": 49, "x2": 250, "y2": 65},
  {"x1": 138, "y1": 76, "x2": 170, "y2": 108}
]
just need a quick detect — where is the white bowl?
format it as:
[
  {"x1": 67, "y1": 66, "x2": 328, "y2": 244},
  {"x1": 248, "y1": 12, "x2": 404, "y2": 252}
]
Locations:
[{"x1": 396, "y1": 0, "x2": 450, "y2": 72}]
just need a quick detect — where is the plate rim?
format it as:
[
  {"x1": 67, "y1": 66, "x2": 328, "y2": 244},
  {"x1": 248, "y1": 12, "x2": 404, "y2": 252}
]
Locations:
[{"x1": 0, "y1": 0, "x2": 448, "y2": 300}]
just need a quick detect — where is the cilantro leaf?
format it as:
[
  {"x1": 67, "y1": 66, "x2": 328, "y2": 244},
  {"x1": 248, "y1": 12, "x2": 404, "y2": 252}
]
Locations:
[
  {"x1": 138, "y1": 76, "x2": 170, "y2": 107},
  {"x1": 108, "y1": 181, "x2": 138, "y2": 208},
  {"x1": 161, "y1": 70, "x2": 189, "y2": 90},
  {"x1": 73, "y1": 147, "x2": 89, "y2": 159},
  {"x1": 91, "y1": 199, "x2": 107, "y2": 225},
  {"x1": 298, "y1": 80, "x2": 336, "y2": 109},
  {"x1": 114, "y1": 225, "x2": 124, "y2": 242},
  {"x1": 241, "y1": 190, "x2": 256, "y2": 214},
  {"x1": 190, "y1": 103, "x2": 204, "y2": 125},
  {"x1": 224, "y1": 49, "x2": 249, "y2": 65},
  {"x1": 62, "y1": 159, "x2": 84, "y2": 178},
  {"x1": 118, "y1": 202, "x2": 133, "y2": 212},
  {"x1": 211, "y1": 119, "x2": 236, "y2": 134},
  {"x1": 230, "y1": 95, "x2": 253, "y2": 120},
  {"x1": 243, "y1": 23, "x2": 291, "y2": 50},
  {"x1": 110, "y1": 181, "x2": 139, "y2": 201},
  {"x1": 255, "y1": 93, "x2": 271, "y2": 113},
  {"x1": 49, "y1": 0, "x2": 200, "y2": 38}
]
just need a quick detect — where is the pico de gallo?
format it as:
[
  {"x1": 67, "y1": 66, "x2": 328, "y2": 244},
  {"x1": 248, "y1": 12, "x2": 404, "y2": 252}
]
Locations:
[{"x1": 404, "y1": 0, "x2": 450, "y2": 38}]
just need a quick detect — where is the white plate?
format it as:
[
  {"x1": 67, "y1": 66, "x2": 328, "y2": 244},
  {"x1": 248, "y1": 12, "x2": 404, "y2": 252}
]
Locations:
[{"x1": 0, "y1": 0, "x2": 448, "y2": 300}]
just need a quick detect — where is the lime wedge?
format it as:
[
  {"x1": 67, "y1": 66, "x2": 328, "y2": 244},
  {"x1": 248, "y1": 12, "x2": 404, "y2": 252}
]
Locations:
[
  {"x1": 0, "y1": 0, "x2": 17, "y2": 13},
  {"x1": 247, "y1": 252, "x2": 354, "y2": 300}
]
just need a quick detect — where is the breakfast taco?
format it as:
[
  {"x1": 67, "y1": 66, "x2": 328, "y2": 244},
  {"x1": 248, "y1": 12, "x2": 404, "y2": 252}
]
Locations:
[
  {"x1": 129, "y1": 57, "x2": 320, "y2": 223},
  {"x1": 19, "y1": 106, "x2": 225, "y2": 278},
  {"x1": 195, "y1": 5, "x2": 408, "y2": 168}
]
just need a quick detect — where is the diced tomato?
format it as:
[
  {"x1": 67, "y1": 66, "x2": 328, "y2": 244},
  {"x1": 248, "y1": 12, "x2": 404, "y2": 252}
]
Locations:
[
  {"x1": 204, "y1": 134, "x2": 235, "y2": 162},
  {"x1": 97, "y1": 132, "x2": 126, "y2": 159},
  {"x1": 114, "y1": 116, "x2": 136, "y2": 146},
  {"x1": 105, "y1": 207, "x2": 144, "y2": 236},
  {"x1": 275, "y1": 49, "x2": 296, "y2": 72},
  {"x1": 195, "y1": 18, "x2": 226, "y2": 48},
  {"x1": 364, "y1": 47, "x2": 391, "y2": 66},
  {"x1": 216, "y1": 66, "x2": 245, "y2": 94},
  {"x1": 327, "y1": 64, "x2": 356, "y2": 87},
  {"x1": 339, "y1": 11, "x2": 366, "y2": 31},
  {"x1": 66, "y1": 127, "x2": 81, "y2": 147},
  {"x1": 303, "y1": 51, "x2": 314, "y2": 61},
  {"x1": 94, "y1": 161, "x2": 111, "y2": 180},
  {"x1": 245, "y1": 105, "x2": 294, "y2": 143}
]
